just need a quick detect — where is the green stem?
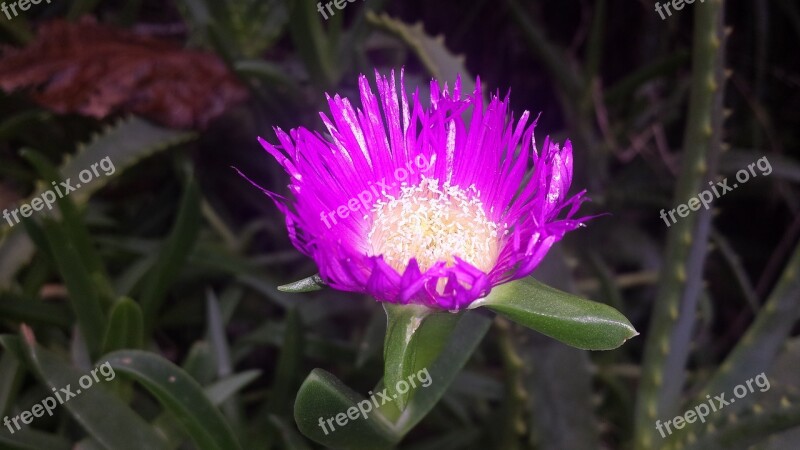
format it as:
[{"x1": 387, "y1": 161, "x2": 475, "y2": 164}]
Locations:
[
  {"x1": 633, "y1": 1, "x2": 726, "y2": 448},
  {"x1": 493, "y1": 318, "x2": 527, "y2": 449}
]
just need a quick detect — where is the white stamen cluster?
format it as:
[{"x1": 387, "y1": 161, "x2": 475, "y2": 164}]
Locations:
[{"x1": 368, "y1": 178, "x2": 500, "y2": 273}]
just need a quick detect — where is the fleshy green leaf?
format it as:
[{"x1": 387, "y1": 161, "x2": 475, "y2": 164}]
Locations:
[
  {"x1": 294, "y1": 368, "x2": 398, "y2": 450},
  {"x1": 474, "y1": 276, "x2": 638, "y2": 350},
  {"x1": 102, "y1": 298, "x2": 144, "y2": 354},
  {"x1": 104, "y1": 349, "x2": 243, "y2": 450},
  {"x1": 392, "y1": 311, "x2": 490, "y2": 434},
  {"x1": 382, "y1": 304, "x2": 458, "y2": 412},
  {"x1": 18, "y1": 326, "x2": 169, "y2": 450},
  {"x1": 293, "y1": 311, "x2": 491, "y2": 449}
]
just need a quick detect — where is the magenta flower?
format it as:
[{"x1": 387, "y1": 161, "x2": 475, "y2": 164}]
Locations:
[{"x1": 245, "y1": 70, "x2": 590, "y2": 310}]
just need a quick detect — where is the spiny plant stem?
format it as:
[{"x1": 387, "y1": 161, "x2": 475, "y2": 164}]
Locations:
[{"x1": 633, "y1": 1, "x2": 727, "y2": 448}]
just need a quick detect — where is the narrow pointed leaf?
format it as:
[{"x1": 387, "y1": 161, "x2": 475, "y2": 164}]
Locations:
[
  {"x1": 18, "y1": 326, "x2": 168, "y2": 450},
  {"x1": 140, "y1": 174, "x2": 201, "y2": 334},
  {"x1": 39, "y1": 219, "x2": 105, "y2": 356},
  {"x1": 102, "y1": 298, "x2": 144, "y2": 354},
  {"x1": 278, "y1": 274, "x2": 326, "y2": 292},
  {"x1": 20, "y1": 149, "x2": 114, "y2": 301},
  {"x1": 104, "y1": 350, "x2": 243, "y2": 450},
  {"x1": 0, "y1": 427, "x2": 71, "y2": 450}
]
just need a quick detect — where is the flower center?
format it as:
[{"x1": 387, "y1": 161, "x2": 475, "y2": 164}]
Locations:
[{"x1": 368, "y1": 178, "x2": 500, "y2": 273}]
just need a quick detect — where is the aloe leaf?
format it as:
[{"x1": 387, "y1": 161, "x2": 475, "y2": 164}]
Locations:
[
  {"x1": 62, "y1": 117, "x2": 195, "y2": 206},
  {"x1": 0, "y1": 116, "x2": 195, "y2": 289},
  {"x1": 474, "y1": 276, "x2": 637, "y2": 351},
  {"x1": 365, "y1": 12, "x2": 475, "y2": 95},
  {"x1": 104, "y1": 350, "x2": 243, "y2": 450}
]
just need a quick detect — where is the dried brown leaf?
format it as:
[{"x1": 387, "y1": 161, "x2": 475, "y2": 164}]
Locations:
[{"x1": 0, "y1": 18, "x2": 248, "y2": 129}]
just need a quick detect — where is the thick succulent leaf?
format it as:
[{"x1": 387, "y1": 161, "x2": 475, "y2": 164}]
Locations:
[
  {"x1": 294, "y1": 369, "x2": 398, "y2": 450},
  {"x1": 393, "y1": 311, "x2": 491, "y2": 434},
  {"x1": 473, "y1": 276, "x2": 638, "y2": 350},
  {"x1": 294, "y1": 311, "x2": 491, "y2": 448},
  {"x1": 382, "y1": 304, "x2": 458, "y2": 412}
]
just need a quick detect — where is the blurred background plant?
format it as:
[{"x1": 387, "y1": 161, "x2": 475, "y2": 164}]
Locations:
[{"x1": 0, "y1": 0, "x2": 798, "y2": 449}]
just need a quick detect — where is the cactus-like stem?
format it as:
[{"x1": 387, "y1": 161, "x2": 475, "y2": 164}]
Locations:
[
  {"x1": 633, "y1": 1, "x2": 727, "y2": 448},
  {"x1": 696, "y1": 243, "x2": 800, "y2": 404},
  {"x1": 676, "y1": 402, "x2": 800, "y2": 450},
  {"x1": 494, "y1": 318, "x2": 528, "y2": 449}
]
